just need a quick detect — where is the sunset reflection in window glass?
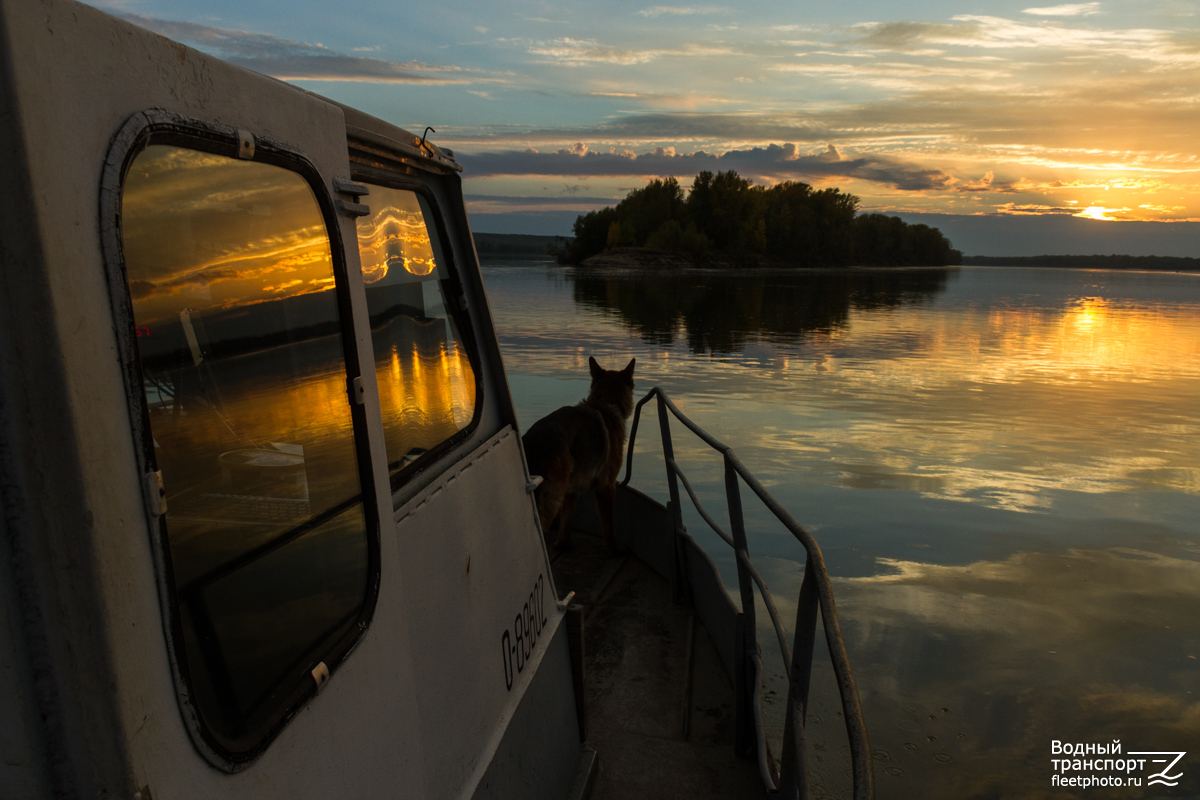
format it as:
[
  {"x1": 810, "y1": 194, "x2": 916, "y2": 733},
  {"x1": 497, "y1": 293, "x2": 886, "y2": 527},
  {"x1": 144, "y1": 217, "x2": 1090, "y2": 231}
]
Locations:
[
  {"x1": 355, "y1": 185, "x2": 476, "y2": 480},
  {"x1": 122, "y1": 144, "x2": 368, "y2": 751}
]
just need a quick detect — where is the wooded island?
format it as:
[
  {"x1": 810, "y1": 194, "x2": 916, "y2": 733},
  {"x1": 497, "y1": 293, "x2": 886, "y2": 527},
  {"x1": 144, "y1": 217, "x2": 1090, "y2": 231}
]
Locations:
[{"x1": 556, "y1": 170, "x2": 962, "y2": 268}]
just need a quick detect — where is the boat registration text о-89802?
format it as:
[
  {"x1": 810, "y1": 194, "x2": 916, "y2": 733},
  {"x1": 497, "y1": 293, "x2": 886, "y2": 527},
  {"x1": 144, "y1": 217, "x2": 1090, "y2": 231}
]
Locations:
[{"x1": 501, "y1": 574, "x2": 547, "y2": 690}]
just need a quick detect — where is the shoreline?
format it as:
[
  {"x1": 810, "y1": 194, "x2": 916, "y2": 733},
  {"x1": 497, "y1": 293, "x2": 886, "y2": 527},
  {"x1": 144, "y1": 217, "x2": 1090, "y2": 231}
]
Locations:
[
  {"x1": 468, "y1": 237, "x2": 1200, "y2": 272},
  {"x1": 567, "y1": 248, "x2": 1200, "y2": 272},
  {"x1": 960, "y1": 255, "x2": 1200, "y2": 271},
  {"x1": 577, "y1": 247, "x2": 960, "y2": 270}
]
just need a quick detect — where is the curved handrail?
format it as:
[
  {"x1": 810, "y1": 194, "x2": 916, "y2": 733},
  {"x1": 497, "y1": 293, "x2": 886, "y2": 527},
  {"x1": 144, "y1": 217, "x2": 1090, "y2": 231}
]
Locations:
[{"x1": 621, "y1": 386, "x2": 874, "y2": 800}]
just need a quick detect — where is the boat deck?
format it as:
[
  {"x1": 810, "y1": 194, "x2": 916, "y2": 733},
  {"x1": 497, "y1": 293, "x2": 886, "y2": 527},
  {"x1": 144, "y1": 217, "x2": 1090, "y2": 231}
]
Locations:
[{"x1": 551, "y1": 527, "x2": 765, "y2": 799}]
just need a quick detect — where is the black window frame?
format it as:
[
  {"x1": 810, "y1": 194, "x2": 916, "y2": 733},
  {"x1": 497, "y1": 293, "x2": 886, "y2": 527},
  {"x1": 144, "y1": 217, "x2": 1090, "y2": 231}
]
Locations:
[
  {"x1": 99, "y1": 110, "x2": 382, "y2": 769},
  {"x1": 347, "y1": 162, "x2": 485, "y2": 495}
]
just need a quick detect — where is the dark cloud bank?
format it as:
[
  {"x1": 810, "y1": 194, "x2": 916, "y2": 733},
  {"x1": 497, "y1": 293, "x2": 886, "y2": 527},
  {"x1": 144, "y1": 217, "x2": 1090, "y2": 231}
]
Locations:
[{"x1": 458, "y1": 143, "x2": 954, "y2": 192}]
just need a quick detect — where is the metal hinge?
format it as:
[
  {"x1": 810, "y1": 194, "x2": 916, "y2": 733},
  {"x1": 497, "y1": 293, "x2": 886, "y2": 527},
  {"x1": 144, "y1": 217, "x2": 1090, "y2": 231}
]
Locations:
[
  {"x1": 526, "y1": 475, "x2": 543, "y2": 493},
  {"x1": 334, "y1": 177, "x2": 370, "y2": 217},
  {"x1": 144, "y1": 470, "x2": 167, "y2": 517},
  {"x1": 350, "y1": 376, "x2": 365, "y2": 405}
]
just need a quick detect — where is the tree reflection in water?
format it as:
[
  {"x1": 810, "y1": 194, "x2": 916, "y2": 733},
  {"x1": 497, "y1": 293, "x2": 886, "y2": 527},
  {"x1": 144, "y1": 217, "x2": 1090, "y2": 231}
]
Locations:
[{"x1": 569, "y1": 267, "x2": 956, "y2": 354}]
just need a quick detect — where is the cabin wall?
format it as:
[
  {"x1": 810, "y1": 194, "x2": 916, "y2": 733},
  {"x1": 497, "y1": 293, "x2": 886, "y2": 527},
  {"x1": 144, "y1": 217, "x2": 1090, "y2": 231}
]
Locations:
[
  {"x1": 5, "y1": 0, "x2": 413, "y2": 789},
  {"x1": 0, "y1": 6, "x2": 133, "y2": 794},
  {"x1": 392, "y1": 428, "x2": 573, "y2": 799},
  {"x1": 472, "y1": 623, "x2": 581, "y2": 800},
  {"x1": 0, "y1": 519, "x2": 56, "y2": 800},
  {"x1": 0, "y1": 1, "x2": 570, "y2": 798}
]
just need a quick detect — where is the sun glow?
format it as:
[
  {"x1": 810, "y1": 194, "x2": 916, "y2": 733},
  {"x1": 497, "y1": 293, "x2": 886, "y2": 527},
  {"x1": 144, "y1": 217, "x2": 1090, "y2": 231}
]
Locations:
[{"x1": 1076, "y1": 206, "x2": 1117, "y2": 221}]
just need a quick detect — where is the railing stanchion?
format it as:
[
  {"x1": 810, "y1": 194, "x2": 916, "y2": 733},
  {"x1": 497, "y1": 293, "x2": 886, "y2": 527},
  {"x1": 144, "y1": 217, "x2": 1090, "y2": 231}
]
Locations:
[
  {"x1": 621, "y1": 388, "x2": 655, "y2": 487},
  {"x1": 733, "y1": 612, "x2": 750, "y2": 758},
  {"x1": 657, "y1": 394, "x2": 685, "y2": 601},
  {"x1": 778, "y1": 557, "x2": 820, "y2": 799},
  {"x1": 725, "y1": 454, "x2": 762, "y2": 763}
]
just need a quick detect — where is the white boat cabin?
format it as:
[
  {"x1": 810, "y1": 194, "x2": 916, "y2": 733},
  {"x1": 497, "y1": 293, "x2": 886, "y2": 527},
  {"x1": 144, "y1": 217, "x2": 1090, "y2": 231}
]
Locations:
[{"x1": 0, "y1": 2, "x2": 581, "y2": 797}]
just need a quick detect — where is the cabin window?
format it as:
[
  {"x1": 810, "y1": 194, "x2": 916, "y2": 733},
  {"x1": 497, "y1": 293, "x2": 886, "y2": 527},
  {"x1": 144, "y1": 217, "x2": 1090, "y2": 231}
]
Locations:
[
  {"x1": 354, "y1": 184, "x2": 478, "y2": 484},
  {"x1": 121, "y1": 144, "x2": 371, "y2": 755}
]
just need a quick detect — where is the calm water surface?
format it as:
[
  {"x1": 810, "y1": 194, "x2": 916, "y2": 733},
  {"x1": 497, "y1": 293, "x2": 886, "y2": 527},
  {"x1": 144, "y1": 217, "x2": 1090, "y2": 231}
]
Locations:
[{"x1": 482, "y1": 261, "x2": 1200, "y2": 799}]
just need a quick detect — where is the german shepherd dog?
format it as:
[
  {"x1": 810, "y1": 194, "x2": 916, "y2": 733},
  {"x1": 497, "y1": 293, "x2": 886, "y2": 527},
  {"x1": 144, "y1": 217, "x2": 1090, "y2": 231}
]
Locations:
[{"x1": 522, "y1": 357, "x2": 635, "y2": 553}]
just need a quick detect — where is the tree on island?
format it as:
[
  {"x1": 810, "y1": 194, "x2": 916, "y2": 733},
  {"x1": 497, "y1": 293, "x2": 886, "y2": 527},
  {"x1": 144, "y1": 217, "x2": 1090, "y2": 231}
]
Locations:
[{"x1": 558, "y1": 170, "x2": 962, "y2": 267}]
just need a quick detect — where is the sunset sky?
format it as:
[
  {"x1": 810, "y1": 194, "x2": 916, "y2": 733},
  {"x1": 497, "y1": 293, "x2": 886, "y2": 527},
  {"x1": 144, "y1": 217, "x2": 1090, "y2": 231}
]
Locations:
[{"x1": 93, "y1": 1, "x2": 1200, "y2": 255}]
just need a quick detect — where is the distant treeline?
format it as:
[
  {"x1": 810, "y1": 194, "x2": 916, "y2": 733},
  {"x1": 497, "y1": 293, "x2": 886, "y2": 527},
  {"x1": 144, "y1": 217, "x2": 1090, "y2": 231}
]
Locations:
[
  {"x1": 556, "y1": 171, "x2": 962, "y2": 267},
  {"x1": 961, "y1": 255, "x2": 1200, "y2": 270}
]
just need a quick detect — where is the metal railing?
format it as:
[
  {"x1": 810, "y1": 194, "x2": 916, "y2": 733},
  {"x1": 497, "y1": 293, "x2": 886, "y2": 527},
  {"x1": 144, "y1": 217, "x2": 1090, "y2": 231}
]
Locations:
[{"x1": 621, "y1": 387, "x2": 874, "y2": 800}]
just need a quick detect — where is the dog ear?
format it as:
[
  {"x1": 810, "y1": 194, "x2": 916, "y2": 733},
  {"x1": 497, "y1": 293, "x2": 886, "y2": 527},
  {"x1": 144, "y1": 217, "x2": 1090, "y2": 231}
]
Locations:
[
  {"x1": 622, "y1": 358, "x2": 635, "y2": 382},
  {"x1": 589, "y1": 356, "x2": 602, "y2": 380}
]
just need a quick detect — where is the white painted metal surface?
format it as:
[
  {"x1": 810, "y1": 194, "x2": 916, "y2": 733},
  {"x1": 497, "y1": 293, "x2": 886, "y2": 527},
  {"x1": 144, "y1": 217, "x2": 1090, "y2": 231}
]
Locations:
[{"x1": 0, "y1": 1, "x2": 576, "y2": 797}]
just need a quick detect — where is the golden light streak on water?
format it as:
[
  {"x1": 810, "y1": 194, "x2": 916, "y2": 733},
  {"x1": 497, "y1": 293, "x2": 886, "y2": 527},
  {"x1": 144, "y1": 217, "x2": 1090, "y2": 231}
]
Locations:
[
  {"x1": 842, "y1": 292, "x2": 1200, "y2": 388},
  {"x1": 743, "y1": 292, "x2": 1200, "y2": 508}
]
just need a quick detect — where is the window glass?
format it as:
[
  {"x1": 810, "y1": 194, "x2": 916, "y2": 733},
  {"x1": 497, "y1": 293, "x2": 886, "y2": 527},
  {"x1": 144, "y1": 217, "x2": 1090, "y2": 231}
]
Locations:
[
  {"x1": 121, "y1": 145, "x2": 369, "y2": 750},
  {"x1": 355, "y1": 185, "x2": 477, "y2": 479}
]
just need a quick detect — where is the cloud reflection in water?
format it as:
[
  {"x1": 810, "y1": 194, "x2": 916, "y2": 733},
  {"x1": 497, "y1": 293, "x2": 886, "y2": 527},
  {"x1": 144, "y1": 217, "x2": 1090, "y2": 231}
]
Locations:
[{"x1": 486, "y1": 261, "x2": 1200, "y2": 797}]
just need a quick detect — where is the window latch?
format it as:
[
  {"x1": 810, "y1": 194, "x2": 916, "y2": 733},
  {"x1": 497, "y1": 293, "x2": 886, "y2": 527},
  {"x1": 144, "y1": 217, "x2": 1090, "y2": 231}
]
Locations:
[{"x1": 333, "y1": 177, "x2": 370, "y2": 218}]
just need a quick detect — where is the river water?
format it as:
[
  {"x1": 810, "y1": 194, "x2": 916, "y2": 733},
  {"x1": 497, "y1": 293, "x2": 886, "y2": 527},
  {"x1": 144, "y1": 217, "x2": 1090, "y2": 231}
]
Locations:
[{"x1": 482, "y1": 260, "x2": 1200, "y2": 799}]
